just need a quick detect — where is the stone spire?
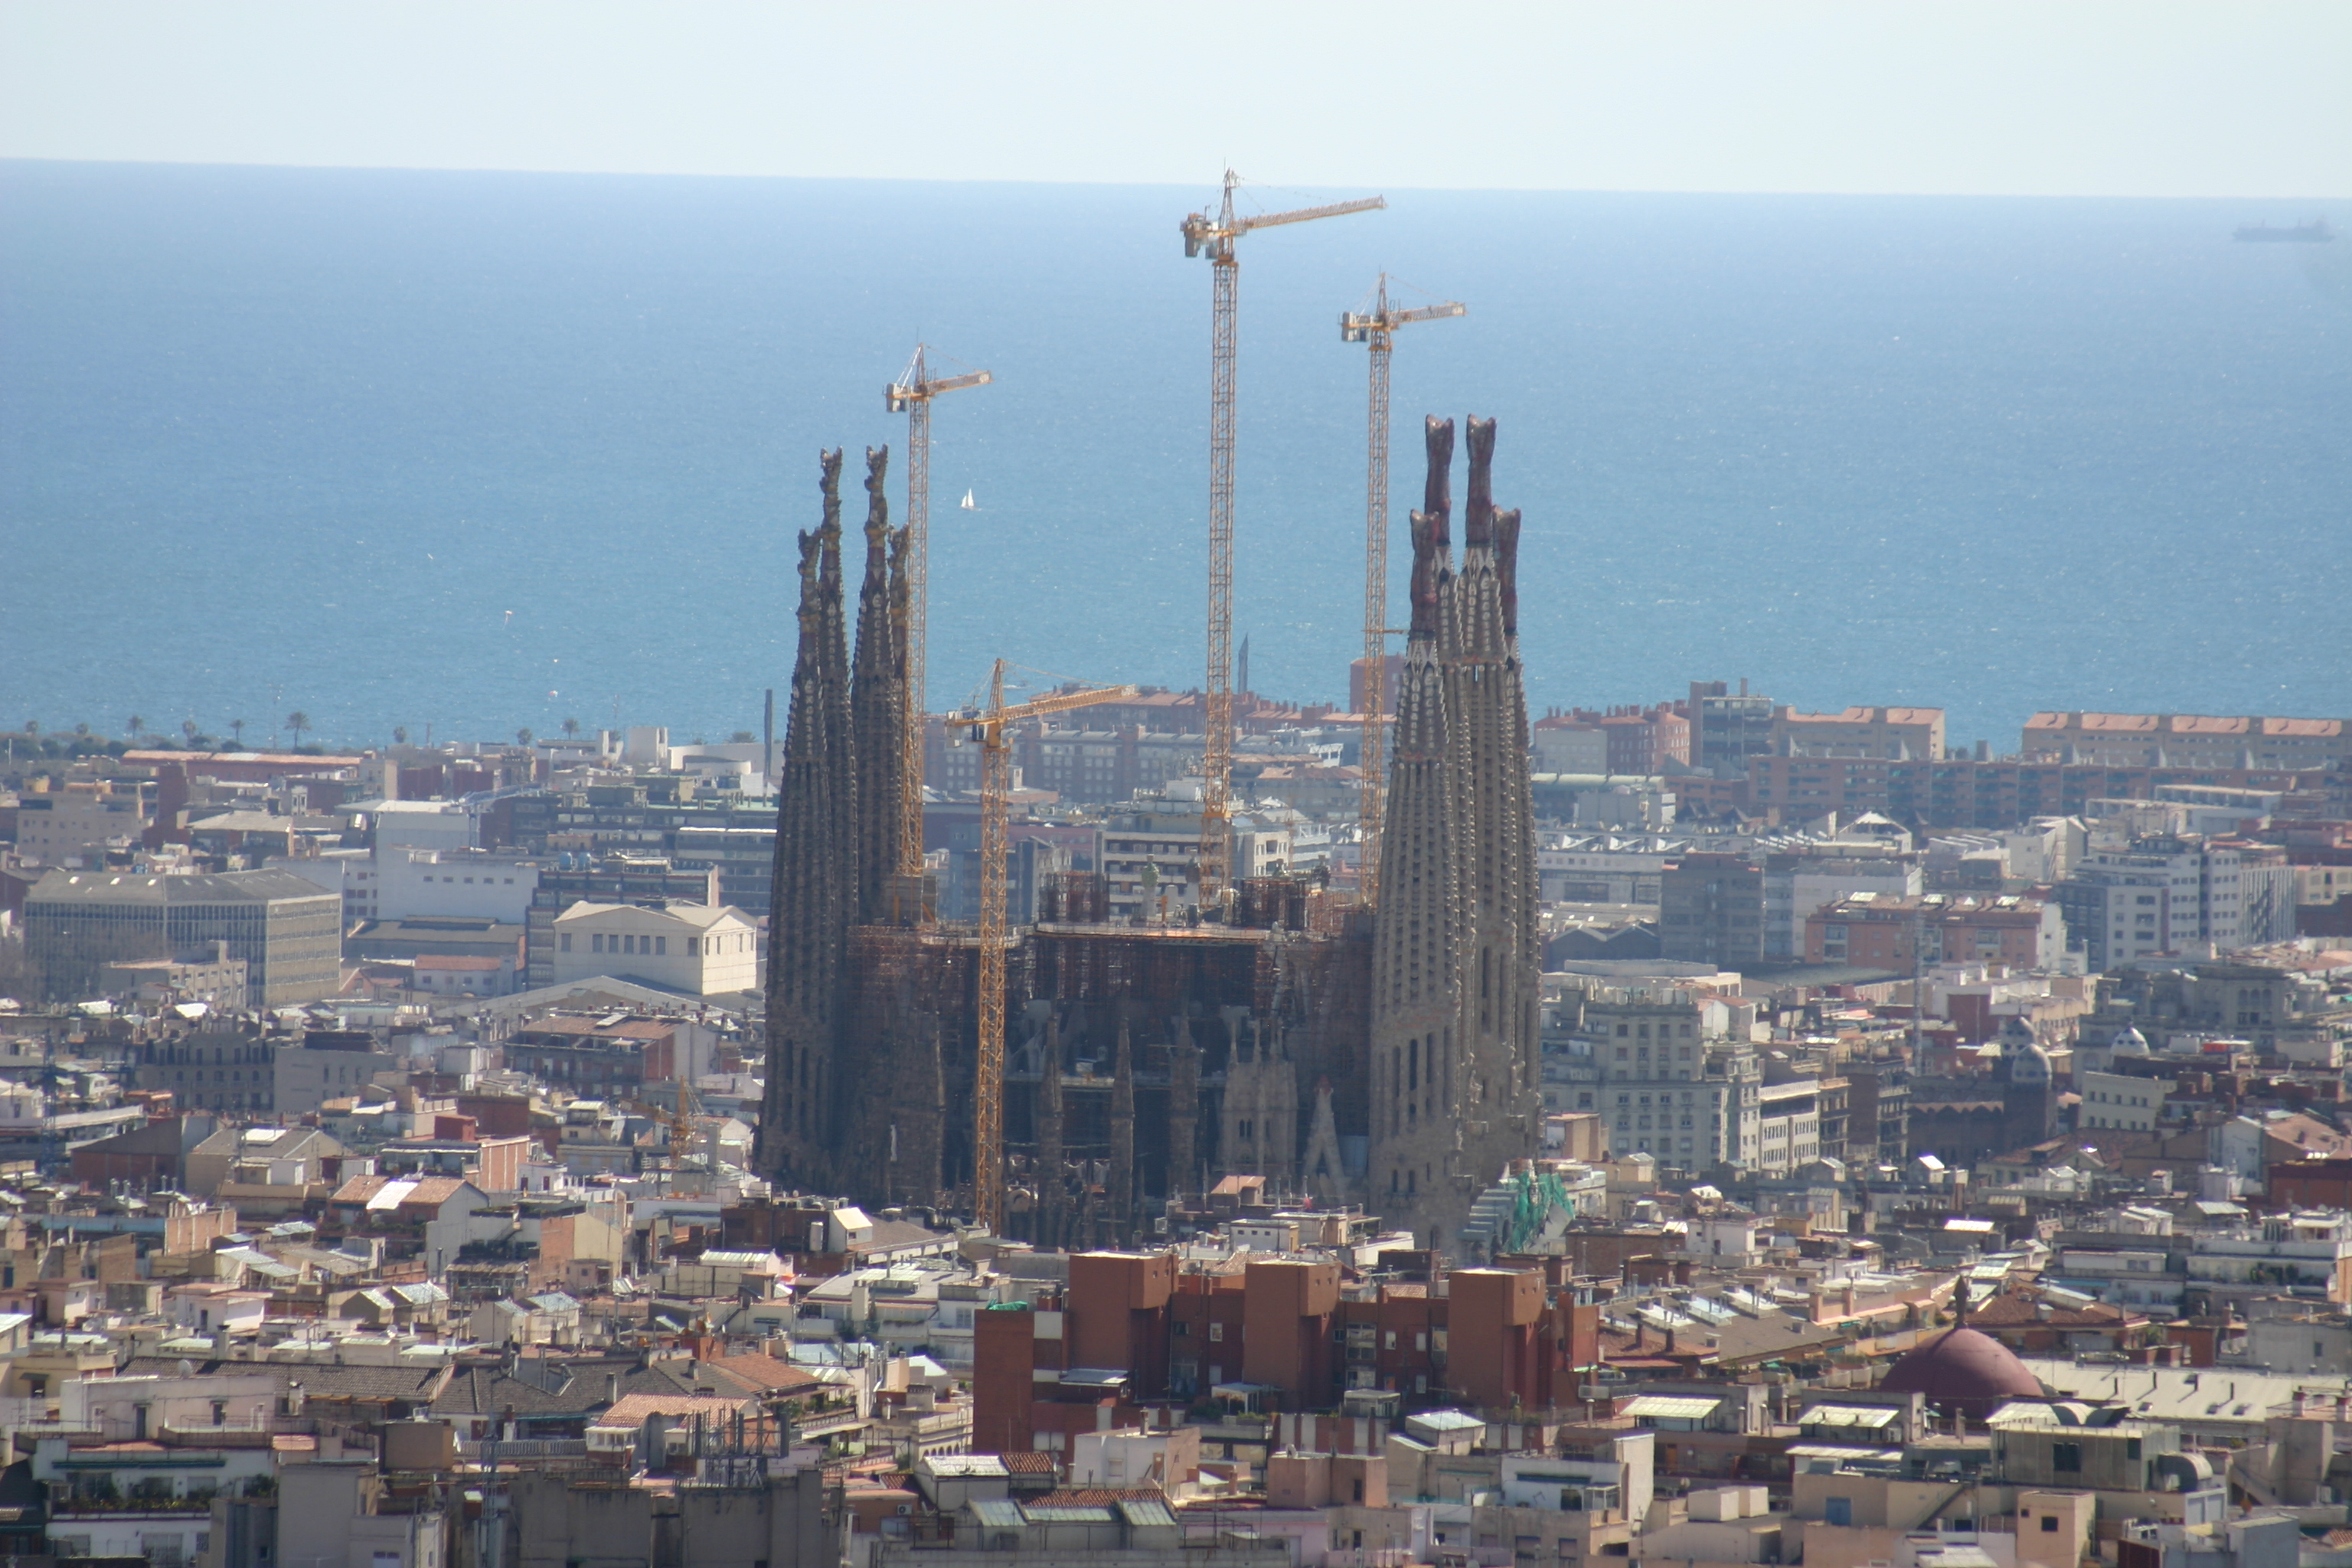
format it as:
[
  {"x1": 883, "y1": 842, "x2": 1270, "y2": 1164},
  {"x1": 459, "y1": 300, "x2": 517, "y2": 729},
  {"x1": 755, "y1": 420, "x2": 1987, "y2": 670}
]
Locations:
[
  {"x1": 1369, "y1": 418, "x2": 1462, "y2": 1231},
  {"x1": 760, "y1": 449, "x2": 856, "y2": 1185},
  {"x1": 1367, "y1": 416, "x2": 1540, "y2": 1255},
  {"x1": 851, "y1": 446, "x2": 906, "y2": 926}
]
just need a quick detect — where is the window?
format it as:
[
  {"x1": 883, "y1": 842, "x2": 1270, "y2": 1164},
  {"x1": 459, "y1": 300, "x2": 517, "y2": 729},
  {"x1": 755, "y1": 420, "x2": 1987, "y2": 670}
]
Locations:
[
  {"x1": 656, "y1": 936, "x2": 667, "y2": 956},
  {"x1": 1208, "y1": 1322, "x2": 1223, "y2": 1342},
  {"x1": 2040, "y1": 1517, "x2": 2060, "y2": 1534},
  {"x1": 688, "y1": 937, "x2": 699, "y2": 956},
  {"x1": 1824, "y1": 1498, "x2": 1852, "y2": 1527},
  {"x1": 2052, "y1": 1442, "x2": 2082, "y2": 1472},
  {"x1": 560, "y1": 934, "x2": 572, "y2": 952}
]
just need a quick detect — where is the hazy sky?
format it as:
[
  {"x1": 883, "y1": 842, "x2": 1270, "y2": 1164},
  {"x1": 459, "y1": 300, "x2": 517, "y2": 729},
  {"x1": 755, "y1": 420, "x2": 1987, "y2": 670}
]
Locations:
[{"x1": 2, "y1": 2, "x2": 2346, "y2": 197}]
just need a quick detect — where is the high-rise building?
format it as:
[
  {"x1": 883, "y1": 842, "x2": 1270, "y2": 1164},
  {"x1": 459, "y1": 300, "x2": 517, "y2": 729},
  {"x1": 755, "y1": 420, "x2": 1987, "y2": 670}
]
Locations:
[
  {"x1": 1366, "y1": 417, "x2": 1543, "y2": 1251},
  {"x1": 2057, "y1": 835, "x2": 2297, "y2": 971}
]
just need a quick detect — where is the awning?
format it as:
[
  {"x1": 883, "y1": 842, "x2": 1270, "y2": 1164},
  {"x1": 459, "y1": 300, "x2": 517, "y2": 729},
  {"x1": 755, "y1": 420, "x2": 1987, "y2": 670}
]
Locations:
[{"x1": 1622, "y1": 1395, "x2": 1722, "y2": 1420}]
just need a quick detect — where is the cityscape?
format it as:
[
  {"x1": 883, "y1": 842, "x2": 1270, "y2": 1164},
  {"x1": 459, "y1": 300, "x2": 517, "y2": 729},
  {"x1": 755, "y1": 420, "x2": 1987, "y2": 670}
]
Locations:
[{"x1": 3, "y1": 8, "x2": 2350, "y2": 1568}]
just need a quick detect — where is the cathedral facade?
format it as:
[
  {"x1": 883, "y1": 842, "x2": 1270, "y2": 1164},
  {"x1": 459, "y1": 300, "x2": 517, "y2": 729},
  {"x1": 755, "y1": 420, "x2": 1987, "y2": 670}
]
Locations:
[{"x1": 759, "y1": 417, "x2": 1542, "y2": 1259}]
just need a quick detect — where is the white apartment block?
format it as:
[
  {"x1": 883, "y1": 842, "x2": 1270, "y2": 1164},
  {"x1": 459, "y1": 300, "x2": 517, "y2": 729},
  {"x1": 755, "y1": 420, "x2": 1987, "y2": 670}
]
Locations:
[
  {"x1": 1756, "y1": 1078, "x2": 1824, "y2": 1175},
  {"x1": 372, "y1": 848, "x2": 540, "y2": 923},
  {"x1": 367, "y1": 800, "x2": 476, "y2": 852},
  {"x1": 1569, "y1": 988, "x2": 1762, "y2": 1169},
  {"x1": 552, "y1": 900, "x2": 758, "y2": 996},
  {"x1": 1538, "y1": 835, "x2": 1679, "y2": 904},
  {"x1": 2060, "y1": 838, "x2": 2296, "y2": 970},
  {"x1": 273, "y1": 847, "x2": 540, "y2": 926},
  {"x1": 2079, "y1": 1070, "x2": 2169, "y2": 1132}
]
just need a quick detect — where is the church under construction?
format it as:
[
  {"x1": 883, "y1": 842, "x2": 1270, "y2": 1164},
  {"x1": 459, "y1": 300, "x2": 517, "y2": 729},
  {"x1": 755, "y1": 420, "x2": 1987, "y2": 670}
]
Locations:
[{"x1": 757, "y1": 417, "x2": 1540, "y2": 1256}]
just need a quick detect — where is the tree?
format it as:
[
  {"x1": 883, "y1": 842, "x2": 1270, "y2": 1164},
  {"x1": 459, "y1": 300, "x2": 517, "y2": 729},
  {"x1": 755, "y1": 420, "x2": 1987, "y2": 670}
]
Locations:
[
  {"x1": 126, "y1": 714, "x2": 144, "y2": 737},
  {"x1": 74, "y1": 722, "x2": 90, "y2": 737},
  {"x1": 516, "y1": 727, "x2": 534, "y2": 747},
  {"x1": 561, "y1": 717, "x2": 580, "y2": 739},
  {"x1": 286, "y1": 711, "x2": 310, "y2": 746},
  {"x1": 393, "y1": 726, "x2": 408, "y2": 746},
  {"x1": 229, "y1": 718, "x2": 245, "y2": 746},
  {"x1": 730, "y1": 730, "x2": 756, "y2": 743},
  {"x1": 21, "y1": 720, "x2": 37, "y2": 737},
  {"x1": 181, "y1": 719, "x2": 199, "y2": 745}
]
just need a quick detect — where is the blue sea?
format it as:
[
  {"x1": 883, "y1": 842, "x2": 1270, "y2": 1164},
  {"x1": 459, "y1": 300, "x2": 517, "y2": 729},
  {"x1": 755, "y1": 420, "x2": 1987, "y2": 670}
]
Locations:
[{"x1": 2, "y1": 162, "x2": 2346, "y2": 755}]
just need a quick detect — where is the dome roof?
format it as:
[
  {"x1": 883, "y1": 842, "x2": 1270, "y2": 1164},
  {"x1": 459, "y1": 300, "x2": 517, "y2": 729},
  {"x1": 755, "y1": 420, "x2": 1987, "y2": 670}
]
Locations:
[
  {"x1": 1878, "y1": 1327, "x2": 2045, "y2": 1419},
  {"x1": 2112, "y1": 1024, "x2": 2151, "y2": 1055}
]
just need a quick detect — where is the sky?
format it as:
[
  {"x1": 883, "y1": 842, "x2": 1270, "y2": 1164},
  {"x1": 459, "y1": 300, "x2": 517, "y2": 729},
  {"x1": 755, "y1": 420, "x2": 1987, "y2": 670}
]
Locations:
[{"x1": 2, "y1": 2, "x2": 2345, "y2": 197}]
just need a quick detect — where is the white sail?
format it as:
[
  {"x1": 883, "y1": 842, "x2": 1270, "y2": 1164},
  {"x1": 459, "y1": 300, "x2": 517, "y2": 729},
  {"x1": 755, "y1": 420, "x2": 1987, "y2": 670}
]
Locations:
[{"x1": 961, "y1": 489, "x2": 976, "y2": 510}]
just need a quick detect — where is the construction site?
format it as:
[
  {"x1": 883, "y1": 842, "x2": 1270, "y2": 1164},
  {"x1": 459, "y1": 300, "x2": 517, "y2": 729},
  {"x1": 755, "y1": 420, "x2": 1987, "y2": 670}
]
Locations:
[{"x1": 758, "y1": 176, "x2": 1539, "y2": 1259}]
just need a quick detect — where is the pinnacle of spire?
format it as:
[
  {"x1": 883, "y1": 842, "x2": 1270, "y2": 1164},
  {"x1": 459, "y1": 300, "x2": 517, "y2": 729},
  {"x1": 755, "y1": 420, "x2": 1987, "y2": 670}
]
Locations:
[{"x1": 1463, "y1": 415, "x2": 1495, "y2": 548}]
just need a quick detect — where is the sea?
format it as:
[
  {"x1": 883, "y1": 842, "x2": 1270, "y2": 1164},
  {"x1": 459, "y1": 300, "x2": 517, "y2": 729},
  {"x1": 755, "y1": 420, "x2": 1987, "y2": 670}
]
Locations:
[{"x1": 2, "y1": 161, "x2": 2347, "y2": 756}]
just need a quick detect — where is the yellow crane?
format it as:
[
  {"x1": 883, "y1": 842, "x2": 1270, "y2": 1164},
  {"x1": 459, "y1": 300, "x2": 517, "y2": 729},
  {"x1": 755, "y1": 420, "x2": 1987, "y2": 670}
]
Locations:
[
  {"x1": 1341, "y1": 274, "x2": 1464, "y2": 908},
  {"x1": 1181, "y1": 172, "x2": 1383, "y2": 912},
  {"x1": 886, "y1": 346, "x2": 994, "y2": 892},
  {"x1": 955, "y1": 662, "x2": 1139, "y2": 1231}
]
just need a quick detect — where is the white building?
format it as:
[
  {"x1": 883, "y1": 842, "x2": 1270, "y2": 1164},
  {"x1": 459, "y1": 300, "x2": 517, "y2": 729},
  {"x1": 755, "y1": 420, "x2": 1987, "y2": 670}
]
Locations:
[
  {"x1": 2060, "y1": 837, "x2": 2297, "y2": 971},
  {"x1": 1573, "y1": 988, "x2": 1764, "y2": 1169},
  {"x1": 1538, "y1": 835, "x2": 1683, "y2": 904},
  {"x1": 551, "y1": 900, "x2": 759, "y2": 995},
  {"x1": 2079, "y1": 1070, "x2": 2169, "y2": 1132},
  {"x1": 1756, "y1": 1078, "x2": 1824, "y2": 1175},
  {"x1": 1531, "y1": 721, "x2": 1609, "y2": 776},
  {"x1": 373, "y1": 848, "x2": 540, "y2": 923},
  {"x1": 366, "y1": 800, "x2": 476, "y2": 852}
]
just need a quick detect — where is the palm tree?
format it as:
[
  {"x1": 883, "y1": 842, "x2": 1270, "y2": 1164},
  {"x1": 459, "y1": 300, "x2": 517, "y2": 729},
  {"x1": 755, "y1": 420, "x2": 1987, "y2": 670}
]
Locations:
[
  {"x1": 181, "y1": 719, "x2": 199, "y2": 746},
  {"x1": 393, "y1": 726, "x2": 408, "y2": 746},
  {"x1": 21, "y1": 720, "x2": 37, "y2": 737},
  {"x1": 126, "y1": 714, "x2": 144, "y2": 737},
  {"x1": 286, "y1": 710, "x2": 310, "y2": 746},
  {"x1": 74, "y1": 722, "x2": 90, "y2": 737},
  {"x1": 516, "y1": 727, "x2": 534, "y2": 747},
  {"x1": 229, "y1": 718, "x2": 245, "y2": 747},
  {"x1": 561, "y1": 717, "x2": 580, "y2": 740}
]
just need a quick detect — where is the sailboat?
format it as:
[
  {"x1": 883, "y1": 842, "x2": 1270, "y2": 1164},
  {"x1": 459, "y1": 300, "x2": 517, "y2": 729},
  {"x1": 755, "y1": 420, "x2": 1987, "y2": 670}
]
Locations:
[{"x1": 960, "y1": 489, "x2": 976, "y2": 511}]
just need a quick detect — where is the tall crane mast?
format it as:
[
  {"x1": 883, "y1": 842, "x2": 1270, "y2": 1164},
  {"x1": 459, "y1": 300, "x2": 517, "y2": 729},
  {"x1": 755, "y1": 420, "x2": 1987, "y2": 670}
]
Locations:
[
  {"x1": 1181, "y1": 171, "x2": 1383, "y2": 913},
  {"x1": 886, "y1": 346, "x2": 994, "y2": 894},
  {"x1": 1340, "y1": 275, "x2": 1464, "y2": 907},
  {"x1": 956, "y1": 662, "x2": 1140, "y2": 1231}
]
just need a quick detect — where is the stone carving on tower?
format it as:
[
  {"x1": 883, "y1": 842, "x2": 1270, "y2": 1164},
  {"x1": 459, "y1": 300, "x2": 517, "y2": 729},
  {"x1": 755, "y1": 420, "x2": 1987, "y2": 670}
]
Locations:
[
  {"x1": 851, "y1": 446, "x2": 907, "y2": 926},
  {"x1": 760, "y1": 450, "x2": 858, "y2": 1186},
  {"x1": 1367, "y1": 416, "x2": 1543, "y2": 1254}
]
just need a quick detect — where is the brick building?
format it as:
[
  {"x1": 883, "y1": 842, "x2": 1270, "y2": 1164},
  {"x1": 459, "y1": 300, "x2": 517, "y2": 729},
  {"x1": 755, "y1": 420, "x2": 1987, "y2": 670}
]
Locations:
[{"x1": 1805, "y1": 893, "x2": 2063, "y2": 971}]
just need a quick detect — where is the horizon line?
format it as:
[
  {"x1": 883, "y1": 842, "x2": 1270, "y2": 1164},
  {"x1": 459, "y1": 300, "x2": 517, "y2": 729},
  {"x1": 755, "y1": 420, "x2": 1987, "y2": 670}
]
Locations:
[{"x1": 3, "y1": 156, "x2": 2344, "y2": 206}]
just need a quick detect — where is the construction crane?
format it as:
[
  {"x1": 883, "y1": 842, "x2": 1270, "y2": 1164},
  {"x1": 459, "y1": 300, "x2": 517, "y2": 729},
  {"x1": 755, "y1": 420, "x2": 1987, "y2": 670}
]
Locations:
[
  {"x1": 886, "y1": 345, "x2": 994, "y2": 892},
  {"x1": 1181, "y1": 171, "x2": 1383, "y2": 912},
  {"x1": 1341, "y1": 274, "x2": 1464, "y2": 908},
  {"x1": 955, "y1": 662, "x2": 1140, "y2": 1231}
]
